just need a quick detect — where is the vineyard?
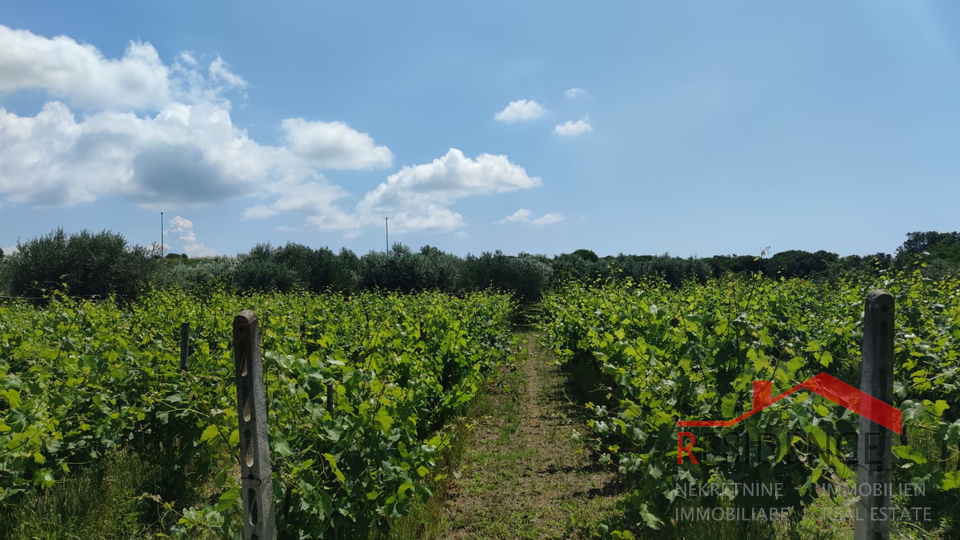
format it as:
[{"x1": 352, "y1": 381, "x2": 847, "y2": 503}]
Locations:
[
  {"x1": 539, "y1": 269, "x2": 960, "y2": 537},
  {"x1": 0, "y1": 289, "x2": 516, "y2": 538},
  {"x1": 1, "y1": 269, "x2": 959, "y2": 539}
]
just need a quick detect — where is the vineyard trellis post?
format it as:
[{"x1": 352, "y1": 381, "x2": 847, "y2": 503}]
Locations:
[
  {"x1": 855, "y1": 290, "x2": 895, "y2": 540},
  {"x1": 180, "y1": 322, "x2": 189, "y2": 372},
  {"x1": 327, "y1": 382, "x2": 334, "y2": 413},
  {"x1": 234, "y1": 310, "x2": 277, "y2": 540}
]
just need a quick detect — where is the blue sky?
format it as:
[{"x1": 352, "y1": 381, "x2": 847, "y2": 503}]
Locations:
[{"x1": 1, "y1": 1, "x2": 959, "y2": 259}]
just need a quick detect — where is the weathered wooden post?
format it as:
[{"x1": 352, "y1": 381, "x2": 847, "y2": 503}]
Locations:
[
  {"x1": 180, "y1": 322, "x2": 189, "y2": 372},
  {"x1": 234, "y1": 311, "x2": 277, "y2": 540},
  {"x1": 856, "y1": 290, "x2": 895, "y2": 540}
]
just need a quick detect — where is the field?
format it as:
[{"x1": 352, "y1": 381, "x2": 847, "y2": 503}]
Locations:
[
  {"x1": 0, "y1": 289, "x2": 516, "y2": 538},
  {"x1": 1, "y1": 269, "x2": 959, "y2": 539},
  {"x1": 539, "y1": 269, "x2": 960, "y2": 538}
]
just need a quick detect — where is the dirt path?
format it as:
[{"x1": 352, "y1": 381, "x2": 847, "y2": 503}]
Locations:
[{"x1": 433, "y1": 332, "x2": 620, "y2": 539}]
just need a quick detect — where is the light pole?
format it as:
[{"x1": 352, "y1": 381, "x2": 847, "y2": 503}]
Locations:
[
  {"x1": 385, "y1": 217, "x2": 389, "y2": 254},
  {"x1": 160, "y1": 212, "x2": 164, "y2": 258}
]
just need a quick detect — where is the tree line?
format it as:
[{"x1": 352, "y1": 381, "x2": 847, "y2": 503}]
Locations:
[{"x1": 1, "y1": 228, "x2": 958, "y2": 304}]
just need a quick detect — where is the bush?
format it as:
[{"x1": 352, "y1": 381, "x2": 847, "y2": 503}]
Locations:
[
  {"x1": 764, "y1": 249, "x2": 838, "y2": 279},
  {"x1": 153, "y1": 257, "x2": 237, "y2": 294},
  {"x1": 3, "y1": 228, "x2": 156, "y2": 301},
  {"x1": 462, "y1": 251, "x2": 553, "y2": 302},
  {"x1": 359, "y1": 244, "x2": 421, "y2": 293},
  {"x1": 414, "y1": 245, "x2": 463, "y2": 293},
  {"x1": 234, "y1": 244, "x2": 305, "y2": 293},
  {"x1": 609, "y1": 254, "x2": 710, "y2": 287}
]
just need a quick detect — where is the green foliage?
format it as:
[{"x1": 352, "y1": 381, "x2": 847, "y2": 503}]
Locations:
[
  {"x1": 0, "y1": 288, "x2": 517, "y2": 538},
  {"x1": 234, "y1": 243, "x2": 305, "y2": 293},
  {"x1": 359, "y1": 244, "x2": 422, "y2": 293},
  {"x1": 154, "y1": 257, "x2": 238, "y2": 295},
  {"x1": 763, "y1": 249, "x2": 838, "y2": 279},
  {"x1": 610, "y1": 254, "x2": 711, "y2": 287},
  {"x1": 0, "y1": 448, "x2": 174, "y2": 539},
  {"x1": 572, "y1": 249, "x2": 600, "y2": 263},
  {"x1": 2, "y1": 228, "x2": 156, "y2": 301},
  {"x1": 706, "y1": 254, "x2": 763, "y2": 276},
  {"x1": 462, "y1": 251, "x2": 554, "y2": 302},
  {"x1": 540, "y1": 270, "x2": 960, "y2": 535},
  {"x1": 897, "y1": 232, "x2": 960, "y2": 265}
]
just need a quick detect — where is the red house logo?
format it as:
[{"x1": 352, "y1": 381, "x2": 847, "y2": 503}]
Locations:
[{"x1": 676, "y1": 373, "x2": 902, "y2": 464}]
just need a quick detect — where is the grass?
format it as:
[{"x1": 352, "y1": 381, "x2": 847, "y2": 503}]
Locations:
[
  {"x1": 0, "y1": 441, "x2": 230, "y2": 540},
  {"x1": 0, "y1": 448, "x2": 167, "y2": 540},
  {"x1": 392, "y1": 331, "x2": 624, "y2": 540}
]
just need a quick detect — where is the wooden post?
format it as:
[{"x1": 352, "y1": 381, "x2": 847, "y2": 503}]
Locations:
[
  {"x1": 233, "y1": 311, "x2": 277, "y2": 540},
  {"x1": 180, "y1": 322, "x2": 189, "y2": 372},
  {"x1": 326, "y1": 382, "x2": 334, "y2": 413},
  {"x1": 855, "y1": 290, "x2": 895, "y2": 540}
]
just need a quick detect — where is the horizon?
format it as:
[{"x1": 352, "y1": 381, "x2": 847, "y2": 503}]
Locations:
[{"x1": 2, "y1": 2, "x2": 959, "y2": 259}]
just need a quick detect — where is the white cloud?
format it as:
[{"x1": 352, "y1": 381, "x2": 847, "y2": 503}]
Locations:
[
  {"x1": 532, "y1": 212, "x2": 565, "y2": 226},
  {"x1": 351, "y1": 149, "x2": 541, "y2": 233},
  {"x1": 0, "y1": 24, "x2": 170, "y2": 110},
  {"x1": 179, "y1": 52, "x2": 197, "y2": 66},
  {"x1": 553, "y1": 116, "x2": 593, "y2": 137},
  {"x1": 243, "y1": 176, "x2": 349, "y2": 220},
  {"x1": 0, "y1": 99, "x2": 284, "y2": 206},
  {"x1": 281, "y1": 118, "x2": 393, "y2": 170},
  {"x1": 209, "y1": 56, "x2": 247, "y2": 88},
  {"x1": 494, "y1": 99, "x2": 547, "y2": 123},
  {"x1": 495, "y1": 209, "x2": 563, "y2": 226},
  {"x1": 0, "y1": 25, "x2": 395, "y2": 209},
  {"x1": 564, "y1": 87, "x2": 588, "y2": 99},
  {"x1": 168, "y1": 215, "x2": 217, "y2": 257},
  {"x1": 495, "y1": 208, "x2": 533, "y2": 224},
  {"x1": 0, "y1": 26, "x2": 544, "y2": 237},
  {"x1": 1, "y1": 246, "x2": 17, "y2": 255}
]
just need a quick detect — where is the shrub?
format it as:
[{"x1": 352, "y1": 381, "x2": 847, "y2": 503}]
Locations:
[
  {"x1": 359, "y1": 244, "x2": 421, "y2": 293},
  {"x1": 414, "y1": 245, "x2": 463, "y2": 293},
  {"x1": 462, "y1": 251, "x2": 553, "y2": 302},
  {"x1": 571, "y1": 248, "x2": 599, "y2": 263},
  {"x1": 234, "y1": 244, "x2": 305, "y2": 293},
  {"x1": 153, "y1": 257, "x2": 237, "y2": 294},
  {"x1": 3, "y1": 228, "x2": 156, "y2": 301}
]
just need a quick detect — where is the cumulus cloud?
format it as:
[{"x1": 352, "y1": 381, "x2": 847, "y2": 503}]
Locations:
[
  {"x1": 532, "y1": 212, "x2": 564, "y2": 225},
  {"x1": 494, "y1": 99, "x2": 547, "y2": 123},
  {"x1": 243, "y1": 175, "x2": 350, "y2": 220},
  {"x1": 0, "y1": 26, "x2": 545, "y2": 236},
  {"x1": 348, "y1": 148, "x2": 542, "y2": 233},
  {"x1": 281, "y1": 118, "x2": 393, "y2": 169},
  {"x1": 0, "y1": 99, "x2": 283, "y2": 206},
  {"x1": 495, "y1": 209, "x2": 563, "y2": 226},
  {"x1": 168, "y1": 215, "x2": 217, "y2": 257},
  {"x1": 553, "y1": 116, "x2": 593, "y2": 137},
  {"x1": 495, "y1": 208, "x2": 533, "y2": 224},
  {"x1": 564, "y1": 87, "x2": 588, "y2": 99},
  {"x1": 208, "y1": 56, "x2": 247, "y2": 88},
  {"x1": 0, "y1": 25, "x2": 396, "y2": 209},
  {"x1": 0, "y1": 25, "x2": 170, "y2": 110},
  {"x1": 1, "y1": 246, "x2": 17, "y2": 255}
]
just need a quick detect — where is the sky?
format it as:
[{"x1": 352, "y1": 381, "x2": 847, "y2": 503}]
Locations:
[{"x1": 1, "y1": 1, "x2": 959, "y2": 259}]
